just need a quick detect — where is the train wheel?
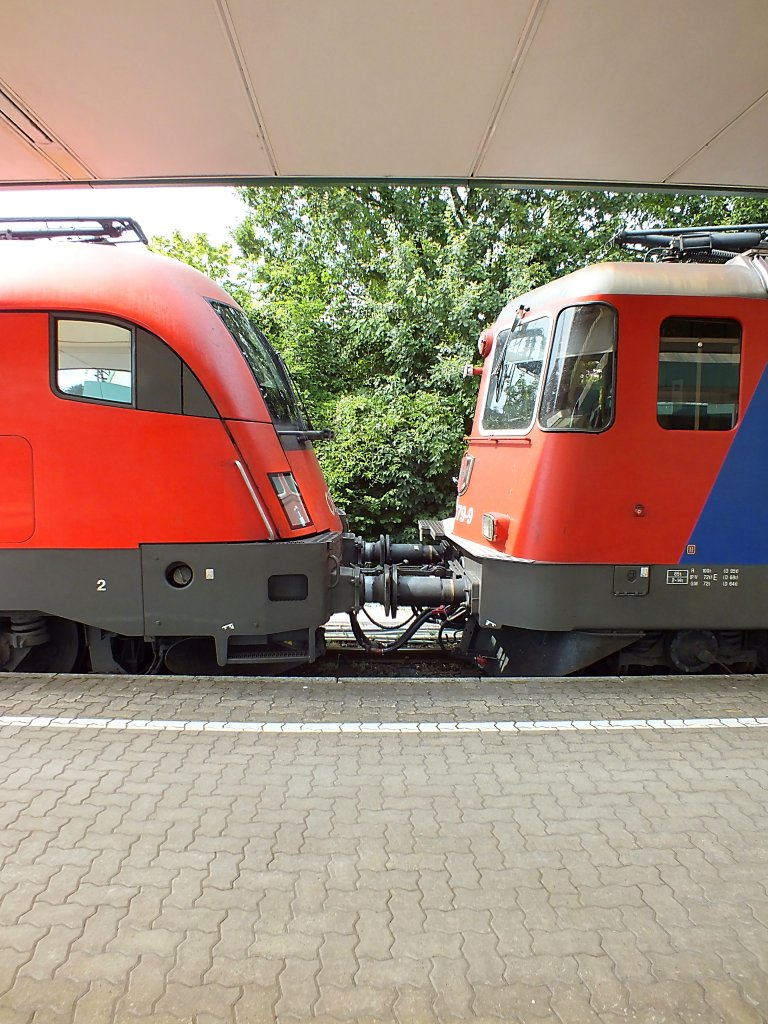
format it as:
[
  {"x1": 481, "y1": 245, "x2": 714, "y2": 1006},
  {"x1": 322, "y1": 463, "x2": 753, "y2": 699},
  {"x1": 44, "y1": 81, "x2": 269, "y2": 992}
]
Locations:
[{"x1": 13, "y1": 617, "x2": 82, "y2": 673}]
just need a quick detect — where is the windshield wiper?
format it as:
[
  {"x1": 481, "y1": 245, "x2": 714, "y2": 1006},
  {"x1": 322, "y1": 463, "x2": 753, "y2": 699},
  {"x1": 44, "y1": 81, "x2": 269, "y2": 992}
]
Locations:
[{"x1": 277, "y1": 427, "x2": 335, "y2": 444}]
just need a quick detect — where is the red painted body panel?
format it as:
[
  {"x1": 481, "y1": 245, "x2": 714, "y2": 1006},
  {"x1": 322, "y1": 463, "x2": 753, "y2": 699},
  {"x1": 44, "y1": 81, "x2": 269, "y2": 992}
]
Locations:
[
  {"x1": 0, "y1": 312, "x2": 272, "y2": 547},
  {"x1": 0, "y1": 243, "x2": 263, "y2": 422},
  {"x1": 225, "y1": 420, "x2": 339, "y2": 538},
  {"x1": 454, "y1": 293, "x2": 767, "y2": 564},
  {"x1": 0, "y1": 242, "x2": 342, "y2": 550},
  {"x1": 0, "y1": 435, "x2": 34, "y2": 542}
]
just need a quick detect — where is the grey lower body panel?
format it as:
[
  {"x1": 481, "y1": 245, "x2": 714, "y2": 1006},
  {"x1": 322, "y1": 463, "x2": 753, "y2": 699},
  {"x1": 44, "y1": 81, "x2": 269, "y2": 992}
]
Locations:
[
  {"x1": 0, "y1": 549, "x2": 143, "y2": 634},
  {"x1": 141, "y1": 538, "x2": 337, "y2": 637},
  {"x1": 0, "y1": 536, "x2": 341, "y2": 640},
  {"x1": 467, "y1": 557, "x2": 768, "y2": 632}
]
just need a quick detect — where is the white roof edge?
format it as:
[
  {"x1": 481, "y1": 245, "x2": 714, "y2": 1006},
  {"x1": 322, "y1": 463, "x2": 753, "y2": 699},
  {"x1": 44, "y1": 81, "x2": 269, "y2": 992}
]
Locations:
[{"x1": 497, "y1": 256, "x2": 768, "y2": 325}]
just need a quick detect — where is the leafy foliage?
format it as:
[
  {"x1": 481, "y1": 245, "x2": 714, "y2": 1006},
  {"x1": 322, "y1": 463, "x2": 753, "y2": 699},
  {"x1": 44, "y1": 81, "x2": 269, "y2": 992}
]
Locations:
[{"x1": 156, "y1": 187, "x2": 768, "y2": 537}]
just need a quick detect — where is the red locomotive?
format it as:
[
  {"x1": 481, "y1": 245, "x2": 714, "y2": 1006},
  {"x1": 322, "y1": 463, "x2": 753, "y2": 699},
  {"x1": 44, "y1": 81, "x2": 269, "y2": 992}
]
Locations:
[{"x1": 0, "y1": 218, "x2": 346, "y2": 673}]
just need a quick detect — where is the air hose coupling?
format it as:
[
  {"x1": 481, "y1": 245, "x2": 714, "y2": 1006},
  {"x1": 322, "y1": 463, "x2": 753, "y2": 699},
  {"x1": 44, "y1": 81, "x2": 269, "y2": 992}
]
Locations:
[
  {"x1": 357, "y1": 534, "x2": 445, "y2": 566},
  {"x1": 362, "y1": 564, "x2": 467, "y2": 617}
]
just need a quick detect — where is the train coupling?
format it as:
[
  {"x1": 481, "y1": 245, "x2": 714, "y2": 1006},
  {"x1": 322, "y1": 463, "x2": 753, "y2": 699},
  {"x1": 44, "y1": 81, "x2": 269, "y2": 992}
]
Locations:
[
  {"x1": 355, "y1": 532, "x2": 447, "y2": 566},
  {"x1": 328, "y1": 526, "x2": 471, "y2": 654},
  {"x1": 361, "y1": 563, "x2": 466, "y2": 617},
  {"x1": 332, "y1": 529, "x2": 469, "y2": 614}
]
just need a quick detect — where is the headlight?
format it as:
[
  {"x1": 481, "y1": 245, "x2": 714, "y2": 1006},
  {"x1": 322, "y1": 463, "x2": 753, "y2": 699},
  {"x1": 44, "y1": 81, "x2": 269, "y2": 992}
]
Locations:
[
  {"x1": 269, "y1": 472, "x2": 311, "y2": 529},
  {"x1": 482, "y1": 512, "x2": 510, "y2": 545}
]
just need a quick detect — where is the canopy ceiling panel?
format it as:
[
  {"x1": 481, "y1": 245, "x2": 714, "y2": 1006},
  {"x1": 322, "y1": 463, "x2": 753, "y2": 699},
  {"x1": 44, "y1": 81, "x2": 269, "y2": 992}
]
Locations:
[
  {"x1": 0, "y1": 0, "x2": 275, "y2": 180},
  {"x1": 675, "y1": 95, "x2": 768, "y2": 188},
  {"x1": 228, "y1": 0, "x2": 530, "y2": 178},
  {"x1": 1, "y1": 0, "x2": 767, "y2": 191},
  {"x1": 479, "y1": 0, "x2": 768, "y2": 188},
  {"x1": 0, "y1": 119, "x2": 60, "y2": 180}
]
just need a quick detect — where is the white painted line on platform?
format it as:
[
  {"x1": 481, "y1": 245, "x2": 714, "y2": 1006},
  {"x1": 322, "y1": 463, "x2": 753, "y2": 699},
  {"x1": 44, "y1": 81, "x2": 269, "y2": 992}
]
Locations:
[{"x1": 0, "y1": 714, "x2": 767, "y2": 736}]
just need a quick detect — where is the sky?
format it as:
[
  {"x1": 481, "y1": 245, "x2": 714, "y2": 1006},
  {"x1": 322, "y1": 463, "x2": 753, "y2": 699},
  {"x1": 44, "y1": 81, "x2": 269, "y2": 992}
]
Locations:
[{"x1": 0, "y1": 185, "x2": 248, "y2": 244}]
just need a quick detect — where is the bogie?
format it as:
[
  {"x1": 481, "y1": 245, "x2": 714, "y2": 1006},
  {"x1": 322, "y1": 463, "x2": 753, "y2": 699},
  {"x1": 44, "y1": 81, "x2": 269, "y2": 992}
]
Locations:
[{"x1": 0, "y1": 615, "x2": 82, "y2": 673}]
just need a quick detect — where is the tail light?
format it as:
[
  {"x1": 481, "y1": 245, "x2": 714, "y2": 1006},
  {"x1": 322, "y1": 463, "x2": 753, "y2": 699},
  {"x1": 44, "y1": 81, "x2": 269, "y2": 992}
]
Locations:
[{"x1": 269, "y1": 472, "x2": 311, "y2": 529}]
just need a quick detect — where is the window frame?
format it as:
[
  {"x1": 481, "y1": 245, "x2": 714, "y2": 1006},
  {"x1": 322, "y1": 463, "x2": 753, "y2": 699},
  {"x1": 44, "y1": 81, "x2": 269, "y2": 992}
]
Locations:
[
  {"x1": 657, "y1": 315, "x2": 742, "y2": 432},
  {"x1": 479, "y1": 314, "x2": 552, "y2": 436},
  {"x1": 50, "y1": 312, "x2": 219, "y2": 418},
  {"x1": 51, "y1": 313, "x2": 136, "y2": 409},
  {"x1": 538, "y1": 302, "x2": 618, "y2": 435}
]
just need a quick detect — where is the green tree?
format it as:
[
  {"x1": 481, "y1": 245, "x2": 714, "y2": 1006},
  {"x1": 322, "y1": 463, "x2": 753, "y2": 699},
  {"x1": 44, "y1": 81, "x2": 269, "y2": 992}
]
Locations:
[{"x1": 231, "y1": 187, "x2": 664, "y2": 534}]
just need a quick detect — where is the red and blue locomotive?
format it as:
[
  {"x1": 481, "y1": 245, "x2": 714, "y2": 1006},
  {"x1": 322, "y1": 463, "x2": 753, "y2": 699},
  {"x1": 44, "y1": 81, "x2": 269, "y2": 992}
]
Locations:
[{"x1": 445, "y1": 225, "x2": 768, "y2": 674}]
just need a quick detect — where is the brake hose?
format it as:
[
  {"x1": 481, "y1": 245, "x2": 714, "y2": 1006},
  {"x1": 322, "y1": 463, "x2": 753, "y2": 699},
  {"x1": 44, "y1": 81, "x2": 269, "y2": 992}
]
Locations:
[{"x1": 348, "y1": 607, "x2": 435, "y2": 654}]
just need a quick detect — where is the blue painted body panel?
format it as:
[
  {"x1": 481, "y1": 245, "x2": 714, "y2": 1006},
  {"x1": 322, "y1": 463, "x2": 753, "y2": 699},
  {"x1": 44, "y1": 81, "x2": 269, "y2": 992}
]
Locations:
[{"x1": 682, "y1": 366, "x2": 768, "y2": 564}]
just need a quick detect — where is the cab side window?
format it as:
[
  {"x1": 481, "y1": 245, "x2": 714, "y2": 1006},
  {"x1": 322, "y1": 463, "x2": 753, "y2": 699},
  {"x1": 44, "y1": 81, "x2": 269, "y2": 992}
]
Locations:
[
  {"x1": 53, "y1": 316, "x2": 217, "y2": 418},
  {"x1": 658, "y1": 317, "x2": 741, "y2": 430},
  {"x1": 56, "y1": 319, "x2": 132, "y2": 404}
]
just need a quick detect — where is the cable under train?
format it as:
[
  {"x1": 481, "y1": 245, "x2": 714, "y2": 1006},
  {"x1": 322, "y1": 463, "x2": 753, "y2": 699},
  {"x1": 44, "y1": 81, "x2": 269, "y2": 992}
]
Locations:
[{"x1": 1, "y1": 216, "x2": 766, "y2": 677}]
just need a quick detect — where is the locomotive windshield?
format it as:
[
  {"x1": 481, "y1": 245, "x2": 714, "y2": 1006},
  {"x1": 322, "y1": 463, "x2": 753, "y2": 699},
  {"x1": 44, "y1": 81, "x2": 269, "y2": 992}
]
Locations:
[
  {"x1": 539, "y1": 304, "x2": 617, "y2": 431},
  {"x1": 212, "y1": 302, "x2": 304, "y2": 427},
  {"x1": 482, "y1": 317, "x2": 549, "y2": 431}
]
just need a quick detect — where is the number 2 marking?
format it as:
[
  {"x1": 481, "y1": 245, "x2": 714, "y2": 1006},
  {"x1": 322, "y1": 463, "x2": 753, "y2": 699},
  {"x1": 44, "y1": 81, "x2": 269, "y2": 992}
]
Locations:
[{"x1": 96, "y1": 579, "x2": 107, "y2": 592}]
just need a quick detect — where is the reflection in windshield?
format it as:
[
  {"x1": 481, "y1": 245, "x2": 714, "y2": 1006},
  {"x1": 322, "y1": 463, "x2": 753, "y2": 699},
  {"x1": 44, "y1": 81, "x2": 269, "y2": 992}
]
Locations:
[
  {"x1": 212, "y1": 302, "x2": 304, "y2": 427},
  {"x1": 482, "y1": 318, "x2": 549, "y2": 431}
]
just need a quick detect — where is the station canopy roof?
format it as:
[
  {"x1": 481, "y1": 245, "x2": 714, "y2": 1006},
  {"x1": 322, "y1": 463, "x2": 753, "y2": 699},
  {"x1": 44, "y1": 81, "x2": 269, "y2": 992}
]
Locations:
[{"x1": 2, "y1": 0, "x2": 768, "y2": 193}]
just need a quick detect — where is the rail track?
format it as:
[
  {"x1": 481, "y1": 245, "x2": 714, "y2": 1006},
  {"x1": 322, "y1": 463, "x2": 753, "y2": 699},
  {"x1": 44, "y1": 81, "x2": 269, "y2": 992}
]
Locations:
[{"x1": 311, "y1": 609, "x2": 477, "y2": 677}]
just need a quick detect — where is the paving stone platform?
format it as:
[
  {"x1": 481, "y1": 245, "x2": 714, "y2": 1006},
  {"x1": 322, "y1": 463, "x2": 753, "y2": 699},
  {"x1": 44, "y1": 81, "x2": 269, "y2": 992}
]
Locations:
[{"x1": 0, "y1": 673, "x2": 767, "y2": 1023}]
